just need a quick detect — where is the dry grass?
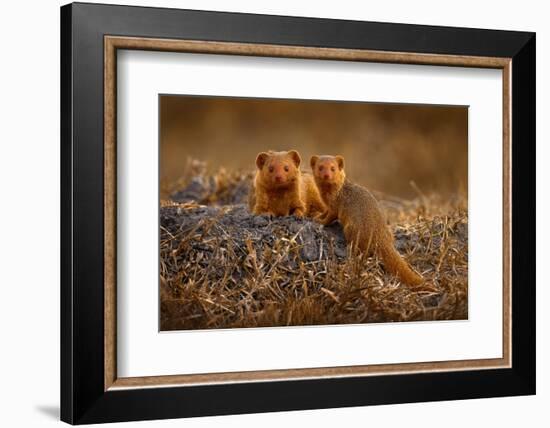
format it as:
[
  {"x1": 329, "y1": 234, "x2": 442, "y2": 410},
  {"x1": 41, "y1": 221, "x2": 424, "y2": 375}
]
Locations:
[{"x1": 160, "y1": 161, "x2": 468, "y2": 331}]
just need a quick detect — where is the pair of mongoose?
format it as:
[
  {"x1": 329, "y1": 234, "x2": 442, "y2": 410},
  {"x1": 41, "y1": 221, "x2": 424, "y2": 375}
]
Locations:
[{"x1": 248, "y1": 150, "x2": 423, "y2": 286}]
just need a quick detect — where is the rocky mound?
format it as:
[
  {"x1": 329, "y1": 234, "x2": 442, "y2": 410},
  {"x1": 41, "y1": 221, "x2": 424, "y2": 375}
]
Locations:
[{"x1": 159, "y1": 172, "x2": 468, "y2": 331}]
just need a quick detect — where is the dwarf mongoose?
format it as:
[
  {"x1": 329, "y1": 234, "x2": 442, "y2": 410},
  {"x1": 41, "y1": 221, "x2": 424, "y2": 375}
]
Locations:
[
  {"x1": 248, "y1": 150, "x2": 325, "y2": 217},
  {"x1": 311, "y1": 154, "x2": 423, "y2": 286}
]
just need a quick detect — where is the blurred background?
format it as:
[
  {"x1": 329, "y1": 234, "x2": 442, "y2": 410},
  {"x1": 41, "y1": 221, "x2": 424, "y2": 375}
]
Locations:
[{"x1": 160, "y1": 95, "x2": 467, "y2": 199}]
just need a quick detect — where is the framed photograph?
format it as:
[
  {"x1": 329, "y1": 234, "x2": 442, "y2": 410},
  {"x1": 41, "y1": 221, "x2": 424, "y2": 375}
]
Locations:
[{"x1": 61, "y1": 2, "x2": 535, "y2": 424}]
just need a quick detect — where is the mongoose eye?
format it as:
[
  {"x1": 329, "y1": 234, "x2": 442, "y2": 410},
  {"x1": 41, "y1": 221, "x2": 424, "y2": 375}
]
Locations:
[
  {"x1": 319, "y1": 166, "x2": 324, "y2": 171},
  {"x1": 331, "y1": 166, "x2": 336, "y2": 172},
  {"x1": 284, "y1": 165, "x2": 289, "y2": 172},
  {"x1": 269, "y1": 166, "x2": 274, "y2": 173}
]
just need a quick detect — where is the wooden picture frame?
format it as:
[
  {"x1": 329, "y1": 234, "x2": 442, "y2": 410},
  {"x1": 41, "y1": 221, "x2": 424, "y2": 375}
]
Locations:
[{"x1": 61, "y1": 2, "x2": 535, "y2": 424}]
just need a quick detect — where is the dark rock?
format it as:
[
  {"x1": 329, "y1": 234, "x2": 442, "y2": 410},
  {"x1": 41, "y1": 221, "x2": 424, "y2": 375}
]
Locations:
[
  {"x1": 421, "y1": 292, "x2": 446, "y2": 308},
  {"x1": 171, "y1": 176, "x2": 215, "y2": 203},
  {"x1": 456, "y1": 222, "x2": 468, "y2": 241},
  {"x1": 252, "y1": 215, "x2": 269, "y2": 227},
  {"x1": 160, "y1": 204, "x2": 348, "y2": 266},
  {"x1": 298, "y1": 223, "x2": 320, "y2": 262},
  {"x1": 394, "y1": 231, "x2": 419, "y2": 252},
  {"x1": 220, "y1": 179, "x2": 251, "y2": 206}
]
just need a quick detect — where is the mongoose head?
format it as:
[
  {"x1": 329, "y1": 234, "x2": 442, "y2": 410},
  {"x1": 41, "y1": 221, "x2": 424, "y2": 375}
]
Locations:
[
  {"x1": 310, "y1": 155, "x2": 346, "y2": 189},
  {"x1": 255, "y1": 150, "x2": 302, "y2": 188}
]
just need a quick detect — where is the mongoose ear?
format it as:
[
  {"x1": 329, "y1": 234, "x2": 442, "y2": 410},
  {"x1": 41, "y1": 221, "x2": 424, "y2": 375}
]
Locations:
[
  {"x1": 310, "y1": 155, "x2": 319, "y2": 170},
  {"x1": 288, "y1": 150, "x2": 301, "y2": 167},
  {"x1": 335, "y1": 155, "x2": 345, "y2": 170},
  {"x1": 256, "y1": 152, "x2": 269, "y2": 170}
]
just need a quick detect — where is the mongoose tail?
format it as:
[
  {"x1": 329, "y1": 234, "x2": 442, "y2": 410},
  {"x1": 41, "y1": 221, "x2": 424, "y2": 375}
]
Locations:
[{"x1": 377, "y1": 241, "x2": 424, "y2": 286}]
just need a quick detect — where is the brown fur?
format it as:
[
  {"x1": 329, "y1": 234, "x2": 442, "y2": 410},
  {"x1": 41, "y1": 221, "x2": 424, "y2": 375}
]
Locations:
[
  {"x1": 248, "y1": 150, "x2": 325, "y2": 217},
  {"x1": 311, "y1": 155, "x2": 423, "y2": 287}
]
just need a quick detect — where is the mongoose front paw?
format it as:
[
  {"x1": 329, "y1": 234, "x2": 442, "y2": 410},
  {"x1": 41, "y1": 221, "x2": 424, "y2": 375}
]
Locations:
[
  {"x1": 293, "y1": 208, "x2": 305, "y2": 218},
  {"x1": 313, "y1": 214, "x2": 325, "y2": 223},
  {"x1": 315, "y1": 214, "x2": 334, "y2": 225}
]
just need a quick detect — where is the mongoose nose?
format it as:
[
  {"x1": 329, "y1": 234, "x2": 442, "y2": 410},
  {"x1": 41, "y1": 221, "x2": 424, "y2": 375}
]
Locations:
[
  {"x1": 323, "y1": 174, "x2": 330, "y2": 180},
  {"x1": 275, "y1": 175, "x2": 283, "y2": 182}
]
